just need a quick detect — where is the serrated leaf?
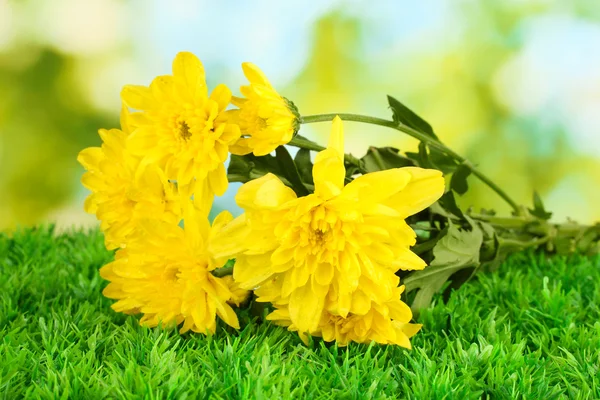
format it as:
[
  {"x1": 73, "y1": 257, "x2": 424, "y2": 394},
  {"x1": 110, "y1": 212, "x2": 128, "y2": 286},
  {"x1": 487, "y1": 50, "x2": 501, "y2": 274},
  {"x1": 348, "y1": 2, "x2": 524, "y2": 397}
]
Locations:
[
  {"x1": 429, "y1": 148, "x2": 459, "y2": 174},
  {"x1": 437, "y1": 191, "x2": 465, "y2": 219},
  {"x1": 404, "y1": 220, "x2": 483, "y2": 312},
  {"x1": 528, "y1": 191, "x2": 552, "y2": 220},
  {"x1": 228, "y1": 153, "x2": 280, "y2": 182},
  {"x1": 275, "y1": 146, "x2": 310, "y2": 196},
  {"x1": 361, "y1": 146, "x2": 414, "y2": 172},
  {"x1": 450, "y1": 164, "x2": 472, "y2": 195},
  {"x1": 387, "y1": 95, "x2": 437, "y2": 139},
  {"x1": 228, "y1": 153, "x2": 312, "y2": 193},
  {"x1": 405, "y1": 143, "x2": 457, "y2": 173},
  {"x1": 476, "y1": 220, "x2": 503, "y2": 272}
]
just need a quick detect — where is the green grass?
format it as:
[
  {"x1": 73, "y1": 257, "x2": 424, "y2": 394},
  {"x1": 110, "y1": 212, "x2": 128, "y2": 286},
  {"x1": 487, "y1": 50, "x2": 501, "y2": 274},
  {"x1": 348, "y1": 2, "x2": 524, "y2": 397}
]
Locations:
[{"x1": 1, "y1": 226, "x2": 599, "y2": 399}]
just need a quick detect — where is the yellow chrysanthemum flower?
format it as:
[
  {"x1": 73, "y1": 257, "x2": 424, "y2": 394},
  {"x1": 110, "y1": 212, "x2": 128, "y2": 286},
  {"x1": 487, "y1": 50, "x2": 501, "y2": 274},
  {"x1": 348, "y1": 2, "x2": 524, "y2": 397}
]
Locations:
[
  {"x1": 211, "y1": 116, "x2": 445, "y2": 339},
  {"x1": 267, "y1": 286, "x2": 421, "y2": 348},
  {"x1": 77, "y1": 107, "x2": 182, "y2": 250},
  {"x1": 100, "y1": 208, "x2": 240, "y2": 333},
  {"x1": 121, "y1": 52, "x2": 241, "y2": 212},
  {"x1": 228, "y1": 62, "x2": 300, "y2": 156}
]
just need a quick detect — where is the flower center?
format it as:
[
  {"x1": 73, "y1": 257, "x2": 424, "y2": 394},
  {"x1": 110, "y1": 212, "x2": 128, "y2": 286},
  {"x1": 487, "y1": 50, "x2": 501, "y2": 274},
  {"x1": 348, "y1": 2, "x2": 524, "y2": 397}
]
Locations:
[
  {"x1": 256, "y1": 117, "x2": 267, "y2": 129},
  {"x1": 300, "y1": 205, "x2": 347, "y2": 258},
  {"x1": 163, "y1": 265, "x2": 181, "y2": 281},
  {"x1": 308, "y1": 228, "x2": 328, "y2": 248},
  {"x1": 179, "y1": 121, "x2": 192, "y2": 140}
]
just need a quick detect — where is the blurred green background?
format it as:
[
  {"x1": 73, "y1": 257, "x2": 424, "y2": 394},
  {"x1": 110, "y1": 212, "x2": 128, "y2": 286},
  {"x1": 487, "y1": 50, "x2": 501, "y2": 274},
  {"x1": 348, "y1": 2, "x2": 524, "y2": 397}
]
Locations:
[{"x1": 1, "y1": 0, "x2": 599, "y2": 232}]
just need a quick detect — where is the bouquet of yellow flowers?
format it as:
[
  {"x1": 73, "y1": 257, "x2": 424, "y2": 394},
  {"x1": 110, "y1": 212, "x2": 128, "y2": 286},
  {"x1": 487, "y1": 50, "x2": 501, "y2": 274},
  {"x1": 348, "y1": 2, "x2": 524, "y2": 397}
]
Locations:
[{"x1": 78, "y1": 52, "x2": 599, "y2": 349}]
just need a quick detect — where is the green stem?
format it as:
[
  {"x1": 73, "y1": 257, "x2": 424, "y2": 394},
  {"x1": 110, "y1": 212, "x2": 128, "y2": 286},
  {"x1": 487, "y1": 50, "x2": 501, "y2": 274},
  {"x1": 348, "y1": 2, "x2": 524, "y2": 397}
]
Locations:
[
  {"x1": 288, "y1": 136, "x2": 361, "y2": 167},
  {"x1": 498, "y1": 236, "x2": 550, "y2": 249},
  {"x1": 211, "y1": 266, "x2": 233, "y2": 278},
  {"x1": 300, "y1": 113, "x2": 522, "y2": 215}
]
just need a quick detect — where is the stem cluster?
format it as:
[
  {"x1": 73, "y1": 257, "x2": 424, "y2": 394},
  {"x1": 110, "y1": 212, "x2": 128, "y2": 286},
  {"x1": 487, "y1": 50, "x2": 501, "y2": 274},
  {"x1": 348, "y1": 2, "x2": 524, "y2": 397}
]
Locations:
[{"x1": 291, "y1": 113, "x2": 599, "y2": 257}]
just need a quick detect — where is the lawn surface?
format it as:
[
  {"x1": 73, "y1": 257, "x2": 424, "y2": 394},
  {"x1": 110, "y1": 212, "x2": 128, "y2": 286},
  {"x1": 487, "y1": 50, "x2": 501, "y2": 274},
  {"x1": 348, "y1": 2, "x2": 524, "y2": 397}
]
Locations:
[{"x1": 1, "y1": 226, "x2": 599, "y2": 399}]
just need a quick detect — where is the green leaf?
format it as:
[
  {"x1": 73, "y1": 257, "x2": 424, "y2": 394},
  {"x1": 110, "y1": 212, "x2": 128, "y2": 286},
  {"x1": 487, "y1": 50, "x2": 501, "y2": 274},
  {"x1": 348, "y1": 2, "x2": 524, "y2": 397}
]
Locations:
[
  {"x1": 429, "y1": 148, "x2": 459, "y2": 174},
  {"x1": 476, "y1": 220, "x2": 505, "y2": 272},
  {"x1": 344, "y1": 163, "x2": 361, "y2": 182},
  {"x1": 228, "y1": 153, "x2": 280, "y2": 182},
  {"x1": 387, "y1": 95, "x2": 438, "y2": 139},
  {"x1": 576, "y1": 225, "x2": 600, "y2": 255},
  {"x1": 294, "y1": 148, "x2": 314, "y2": 185},
  {"x1": 450, "y1": 164, "x2": 472, "y2": 195},
  {"x1": 437, "y1": 191, "x2": 465, "y2": 219},
  {"x1": 528, "y1": 191, "x2": 552, "y2": 220},
  {"x1": 275, "y1": 146, "x2": 310, "y2": 196},
  {"x1": 408, "y1": 142, "x2": 435, "y2": 169},
  {"x1": 404, "y1": 219, "x2": 483, "y2": 312},
  {"x1": 405, "y1": 143, "x2": 457, "y2": 173},
  {"x1": 228, "y1": 153, "x2": 314, "y2": 193},
  {"x1": 361, "y1": 146, "x2": 414, "y2": 172}
]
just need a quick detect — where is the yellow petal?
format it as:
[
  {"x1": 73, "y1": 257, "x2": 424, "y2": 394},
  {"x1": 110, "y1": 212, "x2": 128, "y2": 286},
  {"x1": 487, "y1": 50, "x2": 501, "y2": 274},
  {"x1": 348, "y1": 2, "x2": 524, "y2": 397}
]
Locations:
[
  {"x1": 176, "y1": 159, "x2": 196, "y2": 187},
  {"x1": 208, "y1": 215, "x2": 250, "y2": 260},
  {"x1": 350, "y1": 290, "x2": 371, "y2": 315},
  {"x1": 219, "y1": 122, "x2": 241, "y2": 145},
  {"x1": 265, "y1": 308, "x2": 290, "y2": 322},
  {"x1": 328, "y1": 116, "x2": 344, "y2": 160},
  {"x1": 172, "y1": 51, "x2": 207, "y2": 98},
  {"x1": 98, "y1": 128, "x2": 127, "y2": 155},
  {"x1": 211, "y1": 210, "x2": 234, "y2": 233},
  {"x1": 363, "y1": 242, "x2": 395, "y2": 265},
  {"x1": 388, "y1": 298, "x2": 414, "y2": 321},
  {"x1": 312, "y1": 117, "x2": 347, "y2": 200},
  {"x1": 295, "y1": 331, "x2": 310, "y2": 345},
  {"x1": 229, "y1": 138, "x2": 254, "y2": 156},
  {"x1": 384, "y1": 167, "x2": 445, "y2": 218},
  {"x1": 81, "y1": 172, "x2": 104, "y2": 191},
  {"x1": 216, "y1": 302, "x2": 240, "y2": 329},
  {"x1": 83, "y1": 195, "x2": 97, "y2": 213},
  {"x1": 313, "y1": 148, "x2": 344, "y2": 200},
  {"x1": 99, "y1": 260, "x2": 118, "y2": 280},
  {"x1": 400, "y1": 322, "x2": 422, "y2": 338},
  {"x1": 208, "y1": 163, "x2": 228, "y2": 197},
  {"x1": 231, "y1": 95, "x2": 247, "y2": 108},
  {"x1": 232, "y1": 256, "x2": 272, "y2": 289},
  {"x1": 192, "y1": 179, "x2": 214, "y2": 217},
  {"x1": 183, "y1": 206, "x2": 211, "y2": 249},
  {"x1": 150, "y1": 75, "x2": 174, "y2": 102},
  {"x1": 252, "y1": 142, "x2": 279, "y2": 157},
  {"x1": 340, "y1": 168, "x2": 412, "y2": 205},
  {"x1": 127, "y1": 127, "x2": 157, "y2": 155},
  {"x1": 102, "y1": 283, "x2": 124, "y2": 299},
  {"x1": 271, "y1": 246, "x2": 294, "y2": 266},
  {"x1": 121, "y1": 85, "x2": 157, "y2": 110},
  {"x1": 289, "y1": 283, "x2": 324, "y2": 333},
  {"x1": 391, "y1": 248, "x2": 427, "y2": 271},
  {"x1": 337, "y1": 290, "x2": 352, "y2": 318},
  {"x1": 360, "y1": 203, "x2": 401, "y2": 217},
  {"x1": 314, "y1": 263, "x2": 334, "y2": 286},
  {"x1": 133, "y1": 163, "x2": 162, "y2": 197},
  {"x1": 393, "y1": 331, "x2": 412, "y2": 349},
  {"x1": 120, "y1": 104, "x2": 135, "y2": 135},
  {"x1": 77, "y1": 147, "x2": 103, "y2": 170},
  {"x1": 280, "y1": 270, "x2": 296, "y2": 298},
  {"x1": 209, "y1": 84, "x2": 232, "y2": 111},
  {"x1": 236, "y1": 173, "x2": 296, "y2": 210},
  {"x1": 242, "y1": 62, "x2": 272, "y2": 87}
]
